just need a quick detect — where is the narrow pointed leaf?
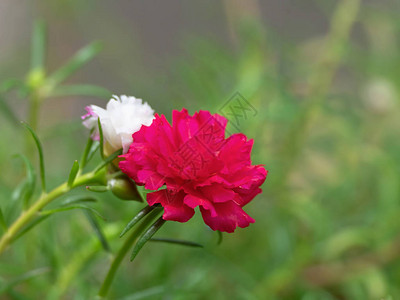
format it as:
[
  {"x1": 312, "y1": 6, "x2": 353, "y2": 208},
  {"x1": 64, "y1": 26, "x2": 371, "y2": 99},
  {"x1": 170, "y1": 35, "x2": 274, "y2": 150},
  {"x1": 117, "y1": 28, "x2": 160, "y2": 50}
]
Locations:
[
  {"x1": 12, "y1": 215, "x2": 49, "y2": 242},
  {"x1": 60, "y1": 195, "x2": 97, "y2": 206},
  {"x1": 86, "y1": 186, "x2": 109, "y2": 193},
  {"x1": 0, "y1": 207, "x2": 7, "y2": 232},
  {"x1": 0, "y1": 95, "x2": 19, "y2": 125},
  {"x1": 0, "y1": 268, "x2": 50, "y2": 295},
  {"x1": 30, "y1": 20, "x2": 46, "y2": 71},
  {"x1": 41, "y1": 205, "x2": 105, "y2": 220},
  {"x1": 86, "y1": 141, "x2": 100, "y2": 165},
  {"x1": 46, "y1": 41, "x2": 102, "y2": 87},
  {"x1": 94, "y1": 148, "x2": 122, "y2": 174},
  {"x1": 80, "y1": 134, "x2": 94, "y2": 169},
  {"x1": 83, "y1": 210, "x2": 110, "y2": 252},
  {"x1": 0, "y1": 78, "x2": 25, "y2": 93},
  {"x1": 13, "y1": 154, "x2": 36, "y2": 208},
  {"x1": 119, "y1": 205, "x2": 156, "y2": 238},
  {"x1": 51, "y1": 84, "x2": 111, "y2": 98},
  {"x1": 217, "y1": 230, "x2": 223, "y2": 245},
  {"x1": 130, "y1": 216, "x2": 166, "y2": 261},
  {"x1": 21, "y1": 122, "x2": 46, "y2": 192},
  {"x1": 67, "y1": 160, "x2": 79, "y2": 188},
  {"x1": 150, "y1": 237, "x2": 203, "y2": 248},
  {"x1": 98, "y1": 118, "x2": 104, "y2": 159}
]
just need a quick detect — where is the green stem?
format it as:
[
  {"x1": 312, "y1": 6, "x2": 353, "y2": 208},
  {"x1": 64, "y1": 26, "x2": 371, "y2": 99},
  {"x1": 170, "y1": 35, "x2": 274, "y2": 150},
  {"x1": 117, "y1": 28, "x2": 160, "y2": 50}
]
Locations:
[
  {"x1": 0, "y1": 171, "x2": 102, "y2": 255},
  {"x1": 98, "y1": 208, "x2": 162, "y2": 298}
]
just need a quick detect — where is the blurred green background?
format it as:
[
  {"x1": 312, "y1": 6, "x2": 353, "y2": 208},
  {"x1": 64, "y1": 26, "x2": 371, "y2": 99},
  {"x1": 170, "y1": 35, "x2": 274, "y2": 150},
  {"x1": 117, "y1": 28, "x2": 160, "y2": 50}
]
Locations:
[{"x1": 1, "y1": 0, "x2": 400, "y2": 299}]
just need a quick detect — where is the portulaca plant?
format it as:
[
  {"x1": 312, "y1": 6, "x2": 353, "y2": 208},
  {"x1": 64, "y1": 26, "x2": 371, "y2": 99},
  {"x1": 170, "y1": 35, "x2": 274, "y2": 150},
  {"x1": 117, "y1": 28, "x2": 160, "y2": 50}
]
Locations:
[{"x1": 0, "y1": 21, "x2": 267, "y2": 299}]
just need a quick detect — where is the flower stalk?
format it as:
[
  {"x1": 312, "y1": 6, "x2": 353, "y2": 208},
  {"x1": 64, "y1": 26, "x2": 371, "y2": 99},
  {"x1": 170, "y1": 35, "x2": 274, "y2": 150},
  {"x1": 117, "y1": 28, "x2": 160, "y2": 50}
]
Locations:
[
  {"x1": 98, "y1": 207, "x2": 162, "y2": 298},
  {"x1": 0, "y1": 171, "x2": 104, "y2": 255}
]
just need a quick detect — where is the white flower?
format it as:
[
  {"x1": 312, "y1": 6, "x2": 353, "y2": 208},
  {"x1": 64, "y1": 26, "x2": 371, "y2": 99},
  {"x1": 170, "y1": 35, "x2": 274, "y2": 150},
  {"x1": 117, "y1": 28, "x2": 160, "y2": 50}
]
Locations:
[{"x1": 82, "y1": 95, "x2": 155, "y2": 154}]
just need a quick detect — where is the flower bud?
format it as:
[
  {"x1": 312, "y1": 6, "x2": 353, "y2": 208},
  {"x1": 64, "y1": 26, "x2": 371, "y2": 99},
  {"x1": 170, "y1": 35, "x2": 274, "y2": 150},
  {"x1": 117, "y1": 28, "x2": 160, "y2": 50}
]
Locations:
[{"x1": 108, "y1": 176, "x2": 142, "y2": 202}]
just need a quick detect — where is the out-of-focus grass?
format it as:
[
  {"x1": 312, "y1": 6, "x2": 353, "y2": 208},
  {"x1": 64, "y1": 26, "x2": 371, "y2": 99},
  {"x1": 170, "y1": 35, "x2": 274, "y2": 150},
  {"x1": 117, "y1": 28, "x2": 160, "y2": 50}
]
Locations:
[{"x1": 1, "y1": 1, "x2": 400, "y2": 299}]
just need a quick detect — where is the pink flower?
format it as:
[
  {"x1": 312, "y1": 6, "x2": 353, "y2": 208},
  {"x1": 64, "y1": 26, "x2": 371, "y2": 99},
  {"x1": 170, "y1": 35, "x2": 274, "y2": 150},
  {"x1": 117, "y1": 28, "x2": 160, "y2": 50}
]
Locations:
[{"x1": 119, "y1": 109, "x2": 267, "y2": 233}]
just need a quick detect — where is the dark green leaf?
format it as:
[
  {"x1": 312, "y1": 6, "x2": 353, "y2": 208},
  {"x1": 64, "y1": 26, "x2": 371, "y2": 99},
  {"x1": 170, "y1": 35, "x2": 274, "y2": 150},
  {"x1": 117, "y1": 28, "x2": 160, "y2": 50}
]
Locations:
[
  {"x1": 51, "y1": 84, "x2": 110, "y2": 98},
  {"x1": 21, "y1": 122, "x2": 46, "y2": 192},
  {"x1": 46, "y1": 41, "x2": 102, "y2": 87},
  {"x1": 0, "y1": 268, "x2": 50, "y2": 295},
  {"x1": 150, "y1": 237, "x2": 203, "y2": 248},
  {"x1": 94, "y1": 148, "x2": 122, "y2": 174},
  {"x1": 67, "y1": 160, "x2": 79, "y2": 188},
  {"x1": 217, "y1": 230, "x2": 223, "y2": 245},
  {"x1": 0, "y1": 207, "x2": 7, "y2": 232},
  {"x1": 83, "y1": 210, "x2": 110, "y2": 252},
  {"x1": 130, "y1": 216, "x2": 166, "y2": 261},
  {"x1": 119, "y1": 205, "x2": 157, "y2": 238},
  {"x1": 30, "y1": 20, "x2": 46, "y2": 71}
]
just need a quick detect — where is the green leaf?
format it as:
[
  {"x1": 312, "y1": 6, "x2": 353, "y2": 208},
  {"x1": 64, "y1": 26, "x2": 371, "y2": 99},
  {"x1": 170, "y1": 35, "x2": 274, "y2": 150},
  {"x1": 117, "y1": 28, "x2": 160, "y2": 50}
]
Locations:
[
  {"x1": 130, "y1": 216, "x2": 166, "y2": 261},
  {"x1": 119, "y1": 205, "x2": 157, "y2": 238},
  {"x1": 83, "y1": 210, "x2": 110, "y2": 252},
  {"x1": 149, "y1": 237, "x2": 203, "y2": 248},
  {"x1": 86, "y1": 141, "x2": 100, "y2": 165},
  {"x1": 67, "y1": 160, "x2": 79, "y2": 188},
  {"x1": 21, "y1": 122, "x2": 46, "y2": 192},
  {"x1": 60, "y1": 195, "x2": 97, "y2": 206},
  {"x1": 80, "y1": 134, "x2": 94, "y2": 169},
  {"x1": 46, "y1": 41, "x2": 102, "y2": 87},
  {"x1": 0, "y1": 207, "x2": 7, "y2": 233},
  {"x1": 13, "y1": 154, "x2": 36, "y2": 208},
  {"x1": 98, "y1": 118, "x2": 104, "y2": 159},
  {"x1": 0, "y1": 94, "x2": 19, "y2": 126},
  {"x1": 0, "y1": 78, "x2": 25, "y2": 93},
  {"x1": 0, "y1": 268, "x2": 50, "y2": 295},
  {"x1": 51, "y1": 84, "x2": 111, "y2": 98},
  {"x1": 217, "y1": 230, "x2": 223, "y2": 245},
  {"x1": 94, "y1": 148, "x2": 122, "y2": 174},
  {"x1": 86, "y1": 186, "x2": 109, "y2": 193},
  {"x1": 12, "y1": 215, "x2": 49, "y2": 242},
  {"x1": 30, "y1": 20, "x2": 46, "y2": 71},
  {"x1": 41, "y1": 205, "x2": 105, "y2": 220}
]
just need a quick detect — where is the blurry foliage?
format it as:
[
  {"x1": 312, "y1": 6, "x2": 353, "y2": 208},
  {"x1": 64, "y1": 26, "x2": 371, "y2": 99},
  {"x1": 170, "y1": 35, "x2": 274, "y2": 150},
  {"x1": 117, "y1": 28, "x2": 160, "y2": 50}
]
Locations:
[{"x1": 0, "y1": 1, "x2": 400, "y2": 299}]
